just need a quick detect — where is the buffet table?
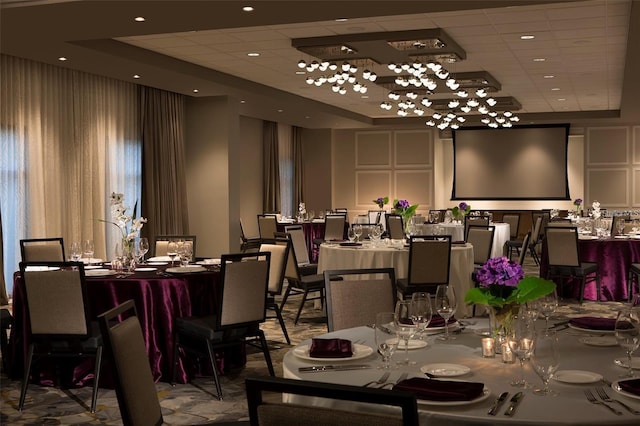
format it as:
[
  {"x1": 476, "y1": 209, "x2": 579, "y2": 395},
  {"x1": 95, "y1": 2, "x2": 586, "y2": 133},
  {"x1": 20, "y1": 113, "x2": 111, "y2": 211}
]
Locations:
[
  {"x1": 317, "y1": 241, "x2": 475, "y2": 317},
  {"x1": 282, "y1": 323, "x2": 640, "y2": 425},
  {"x1": 9, "y1": 264, "x2": 244, "y2": 385}
]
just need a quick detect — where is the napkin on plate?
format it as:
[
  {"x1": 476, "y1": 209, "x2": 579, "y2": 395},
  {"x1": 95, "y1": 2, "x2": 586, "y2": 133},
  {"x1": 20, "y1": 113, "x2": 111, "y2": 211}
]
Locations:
[
  {"x1": 309, "y1": 338, "x2": 353, "y2": 358},
  {"x1": 569, "y1": 317, "x2": 618, "y2": 330},
  {"x1": 393, "y1": 377, "x2": 484, "y2": 401},
  {"x1": 428, "y1": 315, "x2": 457, "y2": 328},
  {"x1": 618, "y1": 378, "x2": 640, "y2": 396}
]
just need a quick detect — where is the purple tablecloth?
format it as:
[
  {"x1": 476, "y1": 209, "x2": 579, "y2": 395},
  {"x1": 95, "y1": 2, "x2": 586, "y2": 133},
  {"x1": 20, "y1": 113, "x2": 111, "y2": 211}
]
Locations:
[
  {"x1": 540, "y1": 238, "x2": 640, "y2": 301},
  {"x1": 9, "y1": 267, "x2": 245, "y2": 386}
]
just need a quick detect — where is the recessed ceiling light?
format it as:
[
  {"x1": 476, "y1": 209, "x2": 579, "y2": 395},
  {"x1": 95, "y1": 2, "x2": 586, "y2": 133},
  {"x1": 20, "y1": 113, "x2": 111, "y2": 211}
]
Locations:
[
  {"x1": 544, "y1": 75, "x2": 555, "y2": 79},
  {"x1": 133, "y1": 74, "x2": 140, "y2": 79},
  {"x1": 277, "y1": 109, "x2": 284, "y2": 113},
  {"x1": 305, "y1": 116, "x2": 311, "y2": 119},
  {"x1": 242, "y1": 6, "x2": 254, "y2": 12},
  {"x1": 551, "y1": 87, "x2": 560, "y2": 91},
  {"x1": 58, "y1": 57, "x2": 67, "y2": 61},
  {"x1": 361, "y1": 95, "x2": 369, "y2": 99},
  {"x1": 193, "y1": 89, "x2": 199, "y2": 93},
  {"x1": 295, "y1": 71, "x2": 305, "y2": 75},
  {"x1": 134, "y1": 16, "x2": 145, "y2": 22},
  {"x1": 557, "y1": 98, "x2": 566, "y2": 101},
  {"x1": 240, "y1": 100, "x2": 246, "y2": 104},
  {"x1": 247, "y1": 52, "x2": 260, "y2": 57},
  {"x1": 533, "y1": 58, "x2": 546, "y2": 62},
  {"x1": 520, "y1": 35, "x2": 535, "y2": 40},
  {"x1": 335, "y1": 18, "x2": 348, "y2": 22}
]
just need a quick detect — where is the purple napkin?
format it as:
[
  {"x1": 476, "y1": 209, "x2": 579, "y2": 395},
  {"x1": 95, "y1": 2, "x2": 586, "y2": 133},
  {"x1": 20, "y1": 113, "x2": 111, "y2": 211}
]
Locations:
[
  {"x1": 428, "y1": 315, "x2": 457, "y2": 328},
  {"x1": 618, "y1": 379, "x2": 640, "y2": 396},
  {"x1": 393, "y1": 377, "x2": 484, "y2": 402},
  {"x1": 569, "y1": 317, "x2": 617, "y2": 331},
  {"x1": 309, "y1": 338, "x2": 353, "y2": 358}
]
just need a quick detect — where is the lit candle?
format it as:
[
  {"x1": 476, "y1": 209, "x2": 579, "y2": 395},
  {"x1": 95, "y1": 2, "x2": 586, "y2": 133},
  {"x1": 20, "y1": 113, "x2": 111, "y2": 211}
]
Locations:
[
  {"x1": 502, "y1": 342, "x2": 515, "y2": 363},
  {"x1": 482, "y1": 337, "x2": 495, "y2": 358}
]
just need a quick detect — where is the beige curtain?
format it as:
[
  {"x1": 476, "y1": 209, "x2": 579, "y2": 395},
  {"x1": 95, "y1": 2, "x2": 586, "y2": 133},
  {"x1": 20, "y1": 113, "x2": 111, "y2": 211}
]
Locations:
[
  {"x1": 292, "y1": 126, "x2": 305, "y2": 213},
  {"x1": 0, "y1": 208, "x2": 7, "y2": 305},
  {"x1": 139, "y1": 86, "x2": 188, "y2": 249},
  {"x1": 263, "y1": 121, "x2": 280, "y2": 213}
]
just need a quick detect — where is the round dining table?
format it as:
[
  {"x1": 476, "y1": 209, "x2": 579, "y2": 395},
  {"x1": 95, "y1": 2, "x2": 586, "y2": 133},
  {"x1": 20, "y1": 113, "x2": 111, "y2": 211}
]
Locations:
[
  {"x1": 317, "y1": 241, "x2": 475, "y2": 317},
  {"x1": 282, "y1": 321, "x2": 640, "y2": 425}
]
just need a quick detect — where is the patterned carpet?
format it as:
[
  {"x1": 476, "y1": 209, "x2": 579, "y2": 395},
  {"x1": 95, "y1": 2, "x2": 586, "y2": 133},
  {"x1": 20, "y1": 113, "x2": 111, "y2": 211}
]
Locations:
[{"x1": 0, "y1": 257, "x2": 630, "y2": 425}]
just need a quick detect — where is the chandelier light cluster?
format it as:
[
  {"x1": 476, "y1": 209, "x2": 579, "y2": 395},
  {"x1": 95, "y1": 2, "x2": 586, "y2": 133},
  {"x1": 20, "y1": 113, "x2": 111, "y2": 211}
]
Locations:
[{"x1": 298, "y1": 59, "x2": 377, "y2": 95}]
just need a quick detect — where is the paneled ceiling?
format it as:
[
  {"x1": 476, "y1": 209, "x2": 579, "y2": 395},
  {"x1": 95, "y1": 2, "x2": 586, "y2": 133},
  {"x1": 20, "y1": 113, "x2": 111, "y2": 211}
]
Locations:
[{"x1": 2, "y1": 0, "x2": 639, "y2": 129}]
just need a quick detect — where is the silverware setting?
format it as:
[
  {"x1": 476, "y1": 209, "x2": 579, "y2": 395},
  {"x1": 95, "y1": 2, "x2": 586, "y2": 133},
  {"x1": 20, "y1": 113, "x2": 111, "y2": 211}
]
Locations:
[
  {"x1": 487, "y1": 391, "x2": 509, "y2": 415},
  {"x1": 584, "y1": 389, "x2": 623, "y2": 415},
  {"x1": 594, "y1": 387, "x2": 640, "y2": 415},
  {"x1": 299, "y1": 364, "x2": 372, "y2": 373},
  {"x1": 503, "y1": 391, "x2": 523, "y2": 416},
  {"x1": 363, "y1": 371, "x2": 390, "y2": 387}
]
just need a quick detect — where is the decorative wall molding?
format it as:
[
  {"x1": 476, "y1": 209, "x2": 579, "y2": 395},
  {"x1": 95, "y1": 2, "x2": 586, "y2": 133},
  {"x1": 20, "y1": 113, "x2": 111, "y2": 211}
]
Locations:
[{"x1": 355, "y1": 131, "x2": 391, "y2": 168}]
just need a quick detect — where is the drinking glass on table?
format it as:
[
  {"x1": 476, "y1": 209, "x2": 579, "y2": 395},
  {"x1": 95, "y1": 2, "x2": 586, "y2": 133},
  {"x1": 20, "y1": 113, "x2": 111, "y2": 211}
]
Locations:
[
  {"x1": 614, "y1": 308, "x2": 640, "y2": 378},
  {"x1": 177, "y1": 242, "x2": 189, "y2": 266},
  {"x1": 347, "y1": 227, "x2": 356, "y2": 242},
  {"x1": 353, "y1": 224, "x2": 363, "y2": 242},
  {"x1": 137, "y1": 237, "x2": 149, "y2": 264},
  {"x1": 83, "y1": 239, "x2": 95, "y2": 263},
  {"x1": 410, "y1": 292, "x2": 432, "y2": 340},
  {"x1": 617, "y1": 218, "x2": 626, "y2": 235},
  {"x1": 394, "y1": 300, "x2": 417, "y2": 365},
  {"x1": 434, "y1": 285, "x2": 457, "y2": 341},
  {"x1": 374, "y1": 312, "x2": 398, "y2": 370},
  {"x1": 167, "y1": 241, "x2": 178, "y2": 266},
  {"x1": 70, "y1": 241, "x2": 82, "y2": 262},
  {"x1": 537, "y1": 289, "x2": 558, "y2": 330},
  {"x1": 508, "y1": 314, "x2": 535, "y2": 389},
  {"x1": 531, "y1": 330, "x2": 559, "y2": 396}
]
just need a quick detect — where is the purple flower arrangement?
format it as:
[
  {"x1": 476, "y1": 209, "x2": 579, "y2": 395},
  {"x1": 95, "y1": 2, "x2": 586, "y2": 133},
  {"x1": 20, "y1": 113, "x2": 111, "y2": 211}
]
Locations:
[{"x1": 373, "y1": 196, "x2": 389, "y2": 209}]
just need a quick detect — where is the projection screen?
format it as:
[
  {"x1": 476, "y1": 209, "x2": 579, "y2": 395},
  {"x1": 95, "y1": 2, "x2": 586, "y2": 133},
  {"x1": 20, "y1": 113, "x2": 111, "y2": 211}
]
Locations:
[{"x1": 451, "y1": 124, "x2": 570, "y2": 200}]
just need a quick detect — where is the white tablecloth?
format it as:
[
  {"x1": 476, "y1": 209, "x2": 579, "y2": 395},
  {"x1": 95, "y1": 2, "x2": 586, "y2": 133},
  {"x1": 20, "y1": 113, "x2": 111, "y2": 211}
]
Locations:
[
  {"x1": 422, "y1": 222, "x2": 510, "y2": 259},
  {"x1": 317, "y1": 241, "x2": 475, "y2": 317},
  {"x1": 282, "y1": 323, "x2": 640, "y2": 425}
]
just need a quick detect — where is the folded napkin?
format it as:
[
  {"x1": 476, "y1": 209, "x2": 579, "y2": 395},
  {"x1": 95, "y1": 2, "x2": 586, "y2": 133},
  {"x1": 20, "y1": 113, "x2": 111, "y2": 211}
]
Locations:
[
  {"x1": 428, "y1": 315, "x2": 457, "y2": 328},
  {"x1": 393, "y1": 377, "x2": 484, "y2": 402},
  {"x1": 569, "y1": 317, "x2": 617, "y2": 330},
  {"x1": 309, "y1": 338, "x2": 353, "y2": 358},
  {"x1": 618, "y1": 378, "x2": 640, "y2": 396}
]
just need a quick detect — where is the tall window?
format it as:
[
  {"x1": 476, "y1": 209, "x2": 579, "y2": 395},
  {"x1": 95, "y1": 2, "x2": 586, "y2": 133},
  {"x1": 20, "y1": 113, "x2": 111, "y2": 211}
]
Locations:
[{"x1": 278, "y1": 123, "x2": 293, "y2": 217}]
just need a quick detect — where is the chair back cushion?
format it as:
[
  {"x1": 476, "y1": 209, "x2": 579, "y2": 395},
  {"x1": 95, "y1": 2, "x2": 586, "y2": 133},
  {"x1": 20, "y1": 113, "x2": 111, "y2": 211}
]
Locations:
[
  {"x1": 21, "y1": 239, "x2": 64, "y2": 262},
  {"x1": 219, "y1": 254, "x2": 270, "y2": 327},
  {"x1": 258, "y1": 215, "x2": 278, "y2": 239},
  {"x1": 284, "y1": 225, "x2": 311, "y2": 264},
  {"x1": 259, "y1": 243, "x2": 289, "y2": 294},
  {"x1": 408, "y1": 237, "x2": 451, "y2": 285},
  {"x1": 324, "y1": 215, "x2": 346, "y2": 241},
  {"x1": 466, "y1": 226, "x2": 495, "y2": 265},
  {"x1": 545, "y1": 227, "x2": 580, "y2": 267},
  {"x1": 386, "y1": 214, "x2": 405, "y2": 240},
  {"x1": 502, "y1": 214, "x2": 520, "y2": 239}
]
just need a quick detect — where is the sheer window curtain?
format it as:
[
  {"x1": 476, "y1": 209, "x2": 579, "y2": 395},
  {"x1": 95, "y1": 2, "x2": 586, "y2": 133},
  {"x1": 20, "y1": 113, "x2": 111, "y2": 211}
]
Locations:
[
  {"x1": 263, "y1": 121, "x2": 280, "y2": 213},
  {"x1": 292, "y1": 126, "x2": 305, "y2": 215},
  {"x1": 278, "y1": 124, "x2": 293, "y2": 218},
  {"x1": 0, "y1": 54, "x2": 141, "y2": 295}
]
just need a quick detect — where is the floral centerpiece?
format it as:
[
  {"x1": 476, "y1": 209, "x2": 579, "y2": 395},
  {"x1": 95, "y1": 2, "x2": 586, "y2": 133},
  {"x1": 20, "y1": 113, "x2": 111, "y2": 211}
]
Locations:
[
  {"x1": 100, "y1": 192, "x2": 147, "y2": 256},
  {"x1": 298, "y1": 202, "x2": 307, "y2": 219},
  {"x1": 573, "y1": 198, "x2": 583, "y2": 216},
  {"x1": 590, "y1": 200, "x2": 601, "y2": 219},
  {"x1": 451, "y1": 201, "x2": 471, "y2": 221},
  {"x1": 465, "y1": 256, "x2": 556, "y2": 345},
  {"x1": 393, "y1": 199, "x2": 418, "y2": 231},
  {"x1": 373, "y1": 196, "x2": 389, "y2": 209}
]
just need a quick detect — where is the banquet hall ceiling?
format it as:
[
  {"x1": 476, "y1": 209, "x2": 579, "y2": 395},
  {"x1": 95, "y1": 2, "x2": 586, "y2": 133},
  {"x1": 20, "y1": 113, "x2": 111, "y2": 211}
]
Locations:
[{"x1": 1, "y1": 0, "x2": 639, "y2": 129}]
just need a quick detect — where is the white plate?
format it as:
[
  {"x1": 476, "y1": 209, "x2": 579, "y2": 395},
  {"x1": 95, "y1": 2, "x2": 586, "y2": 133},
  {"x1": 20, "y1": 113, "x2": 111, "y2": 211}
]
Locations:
[
  {"x1": 612, "y1": 380, "x2": 640, "y2": 400},
  {"x1": 579, "y1": 336, "x2": 618, "y2": 347},
  {"x1": 85, "y1": 269, "x2": 117, "y2": 277},
  {"x1": 578, "y1": 235, "x2": 598, "y2": 240},
  {"x1": 423, "y1": 322, "x2": 459, "y2": 334},
  {"x1": 24, "y1": 266, "x2": 60, "y2": 272},
  {"x1": 614, "y1": 357, "x2": 640, "y2": 370},
  {"x1": 292, "y1": 343, "x2": 374, "y2": 362},
  {"x1": 473, "y1": 328, "x2": 492, "y2": 337},
  {"x1": 81, "y1": 258, "x2": 103, "y2": 264},
  {"x1": 84, "y1": 265, "x2": 102, "y2": 270},
  {"x1": 135, "y1": 267, "x2": 157, "y2": 272},
  {"x1": 416, "y1": 385, "x2": 490, "y2": 406},
  {"x1": 420, "y1": 363, "x2": 471, "y2": 377},
  {"x1": 166, "y1": 266, "x2": 207, "y2": 274},
  {"x1": 196, "y1": 258, "x2": 221, "y2": 265},
  {"x1": 614, "y1": 235, "x2": 629, "y2": 239},
  {"x1": 392, "y1": 339, "x2": 428, "y2": 350},
  {"x1": 568, "y1": 323, "x2": 616, "y2": 334},
  {"x1": 553, "y1": 370, "x2": 603, "y2": 384},
  {"x1": 148, "y1": 256, "x2": 172, "y2": 262},
  {"x1": 147, "y1": 262, "x2": 168, "y2": 266}
]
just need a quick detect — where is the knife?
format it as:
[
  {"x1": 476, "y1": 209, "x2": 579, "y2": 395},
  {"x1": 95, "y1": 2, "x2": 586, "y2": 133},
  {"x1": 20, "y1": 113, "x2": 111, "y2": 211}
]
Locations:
[
  {"x1": 487, "y1": 391, "x2": 509, "y2": 415},
  {"x1": 504, "y1": 392, "x2": 524, "y2": 416},
  {"x1": 298, "y1": 364, "x2": 372, "y2": 373}
]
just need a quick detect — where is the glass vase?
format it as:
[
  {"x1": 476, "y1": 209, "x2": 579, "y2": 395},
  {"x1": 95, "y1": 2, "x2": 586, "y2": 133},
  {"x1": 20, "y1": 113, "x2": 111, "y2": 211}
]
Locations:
[{"x1": 489, "y1": 303, "x2": 520, "y2": 353}]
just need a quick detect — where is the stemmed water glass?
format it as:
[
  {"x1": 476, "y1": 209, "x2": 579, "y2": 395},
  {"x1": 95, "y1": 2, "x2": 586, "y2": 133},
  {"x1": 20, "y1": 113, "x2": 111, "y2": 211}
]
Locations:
[
  {"x1": 70, "y1": 241, "x2": 82, "y2": 262},
  {"x1": 353, "y1": 224, "x2": 363, "y2": 242},
  {"x1": 167, "y1": 241, "x2": 178, "y2": 266},
  {"x1": 83, "y1": 239, "x2": 95, "y2": 263},
  {"x1": 435, "y1": 285, "x2": 457, "y2": 341},
  {"x1": 410, "y1": 292, "x2": 432, "y2": 340},
  {"x1": 508, "y1": 314, "x2": 535, "y2": 388},
  {"x1": 347, "y1": 227, "x2": 356, "y2": 242},
  {"x1": 617, "y1": 218, "x2": 626, "y2": 235},
  {"x1": 614, "y1": 308, "x2": 640, "y2": 378},
  {"x1": 138, "y1": 238, "x2": 149, "y2": 264},
  {"x1": 375, "y1": 312, "x2": 398, "y2": 370},
  {"x1": 531, "y1": 330, "x2": 560, "y2": 396},
  {"x1": 537, "y1": 289, "x2": 558, "y2": 329},
  {"x1": 394, "y1": 300, "x2": 417, "y2": 365},
  {"x1": 177, "y1": 242, "x2": 189, "y2": 266}
]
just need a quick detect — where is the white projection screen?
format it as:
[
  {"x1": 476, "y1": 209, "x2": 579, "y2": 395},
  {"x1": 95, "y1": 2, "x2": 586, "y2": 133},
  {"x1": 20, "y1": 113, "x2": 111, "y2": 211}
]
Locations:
[{"x1": 452, "y1": 124, "x2": 570, "y2": 200}]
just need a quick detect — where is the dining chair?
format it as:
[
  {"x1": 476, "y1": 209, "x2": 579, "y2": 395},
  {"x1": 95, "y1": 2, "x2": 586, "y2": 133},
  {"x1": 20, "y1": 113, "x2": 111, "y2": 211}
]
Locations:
[
  {"x1": 0, "y1": 308, "x2": 13, "y2": 373},
  {"x1": 245, "y1": 376, "x2": 419, "y2": 426},
  {"x1": 466, "y1": 225, "x2": 495, "y2": 266},
  {"x1": 323, "y1": 214, "x2": 347, "y2": 241},
  {"x1": 367, "y1": 210, "x2": 386, "y2": 228},
  {"x1": 154, "y1": 235, "x2": 197, "y2": 258},
  {"x1": 323, "y1": 268, "x2": 397, "y2": 332},
  {"x1": 396, "y1": 235, "x2": 451, "y2": 299},
  {"x1": 240, "y1": 218, "x2": 261, "y2": 252},
  {"x1": 544, "y1": 226, "x2": 600, "y2": 303},
  {"x1": 464, "y1": 215, "x2": 489, "y2": 238},
  {"x1": 18, "y1": 261, "x2": 103, "y2": 413},
  {"x1": 502, "y1": 213, "x2": 522, "y2": 259},
  {"x1": 281, "y1": 225, "x2": 318, "y2": 275},
  {"x1": 385, "y1": 213, "x2": 405, "y2": 240},
  {"x1": 611, "y1": 215, "x2": 631, "y2": 235},
  {"x1": 259, "y1": 240, "x2": 291, "y2": 344},
  {"x1": 278, "y1": 238, "x2": 326, "y2": 325},
  {"x1": 528, "y1": 215, "x2": 544, "y2": 265},
  {"x1": 257, "y1": 214, "x2": 279, "y2": 241},
  {"x1": 172, "y1": 252, "x2": 274, "y2": 400},
  {"x1": 19, "y1": 237, "x2": 65, "y2": 262},
  {"x1": 517, "y1": 231, "x2": 532, "y2": 266},
  {"x1": 628, "y1": 263, "x2": 640, "y2": 302}
]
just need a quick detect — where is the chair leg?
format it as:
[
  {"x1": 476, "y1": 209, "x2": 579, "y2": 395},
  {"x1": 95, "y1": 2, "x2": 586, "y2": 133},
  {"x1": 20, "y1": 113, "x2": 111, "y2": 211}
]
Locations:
[
  {"x1": 280, "y1": 285, "x2": 292, "y2": 309},
  {"x1": 19, "y1": 343, "x2": 35, "y2": 411},
  {"x1": 272, "y1": 304, "x2": 291, "y2": 345},
  {"x1": 204, "y1": 339, "x2": 223, "y2": 401},
  {"x1": 257, "y1": 330, "x2": 275, "y2": 376},
  {"x1": 294, "y1": 289, "x2": 310, "y2": 325},
  {"x1": 90, "y1": 346, "x2": 103, "y2": 413}
]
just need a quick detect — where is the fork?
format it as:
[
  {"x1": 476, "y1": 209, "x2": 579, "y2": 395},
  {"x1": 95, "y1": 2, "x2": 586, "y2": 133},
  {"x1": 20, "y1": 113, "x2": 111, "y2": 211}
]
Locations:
[
  {"x1": 380, "y1": 371, "x2": 409, "y2": 389},
  {"x1": 363, "y1": 371, "x2": 390, "y2": 387},
  {"x1": 596, "y1": 387, "x2": 640, "y2": 415},
  {"x1": 584, "y1": 389, "x2": 623, "y2": 415}
]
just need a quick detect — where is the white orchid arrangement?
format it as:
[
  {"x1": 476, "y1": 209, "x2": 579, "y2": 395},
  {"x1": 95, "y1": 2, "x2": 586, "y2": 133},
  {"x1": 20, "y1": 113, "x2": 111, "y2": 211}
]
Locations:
[
  {"x1": 102, "y1": 192, "x2": 147, "y2": 242},
  {"x1": 591, "y1": 200, "x2": 601, "y2": 219},
  {"x1": 298, "y1": 202, "x2": 307, "y2": 215}
]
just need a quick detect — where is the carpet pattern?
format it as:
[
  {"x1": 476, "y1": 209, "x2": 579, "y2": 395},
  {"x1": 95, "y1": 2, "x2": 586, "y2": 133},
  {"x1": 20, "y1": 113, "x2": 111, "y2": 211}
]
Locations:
[{"x1": 0, "y1": 257, "x2": 631, "y2": 424}]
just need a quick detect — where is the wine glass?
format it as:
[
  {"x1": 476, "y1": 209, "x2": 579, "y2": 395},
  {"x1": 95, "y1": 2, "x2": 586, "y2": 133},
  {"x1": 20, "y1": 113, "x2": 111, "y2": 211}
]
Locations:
[
  {"x1": 434, "y1": 285, "x2": 457, "y2": 341},
  {"x1": 113, "y1": 241, "x2": 124, "y2": 272},
  {"x1": 508, "y1": 314, "x2": 535, "y2": 388},
  {"x1": 394, "y1": 300, "x2": 417, "y2": 365},
  {"x1": 617, "y1": 218, "x2": 626, "y2": 235},
  {"x1": 347, "y1": 227, "x2": 356, "y2": 242},
  {"x1": 137, "y1": 237, "x2": 149, "y2": 264},
  {"x1": 531, "y1": 330, "x2": 560, "y2": 396},
  {"x1": 375, "y1": 312, "x2": 398, "y2": 370},
  {"x1": 614, "y1": 308, "x2": 640, "y2": 378},
  {"x1": 83, "y1": 239, "x2": 95, "y2": 263},
  {"x1": 167, "y1": 241, "x2": 178, "y2": 266},
  {"x1": 353, "y1": 224, "x2": 363, "y2": 242},
  {"x1": 177, "y1": 242, "x2": 189, "y2": 266},
  {"x1": 410, "y1": 292, "x2": 432, "y2": 340},
  {"x1": 537, "y1": 289, "x2": 558, "y2": 329},
  {"x1": 70, "y1": 241, "x2": 82, "y2": 262}
]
